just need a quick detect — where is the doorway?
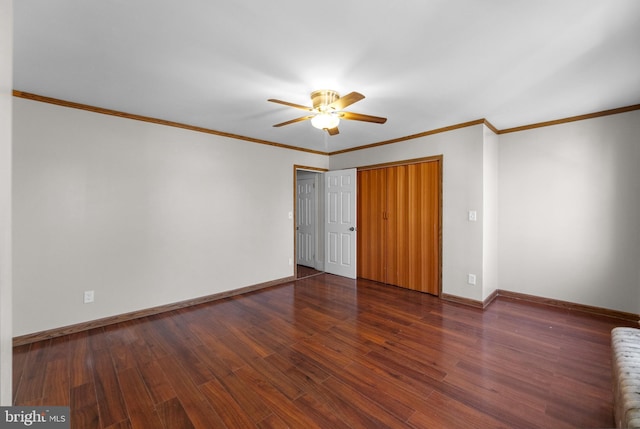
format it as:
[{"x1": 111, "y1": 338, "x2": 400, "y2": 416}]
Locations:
[
  {"x1": 294, "y1": 166, "x2": 358, "y2": 280},
  {"x1": 294, "y1": 167, "x2": 325, "y2": 279}
]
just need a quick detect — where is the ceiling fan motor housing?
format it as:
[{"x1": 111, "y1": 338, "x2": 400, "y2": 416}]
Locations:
[{"x1": 311, "y1": 90, "x2": 340, "y2": 111}]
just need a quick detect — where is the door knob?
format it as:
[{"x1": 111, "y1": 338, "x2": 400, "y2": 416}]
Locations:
[{"x1": 349, "y1": 227, "x2": 355, "y2": 231}]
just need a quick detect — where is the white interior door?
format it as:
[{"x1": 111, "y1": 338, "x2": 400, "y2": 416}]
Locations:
[
  {"x1": 325, "y1": 168, "x2": 357, "y2": 279},
  {"x1": 296, "y1": 177, "x2": 315, "y2": 268}
]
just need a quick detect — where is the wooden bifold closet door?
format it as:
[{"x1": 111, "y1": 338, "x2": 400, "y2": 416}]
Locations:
[{"x1": 357, "y1": 159, "x2": 441, "y2": 295}]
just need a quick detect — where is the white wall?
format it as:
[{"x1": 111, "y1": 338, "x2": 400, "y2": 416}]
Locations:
[
  {"x1": 499, "y1": 110, "x2": 640, "y2": 314},
  {"x1": 330, "y1": 124, "x2": 487, "y2": 302},
  {"x1": 0, "y1": 0, "x2": 12, "y2": 406},
  {"x1": 331, "y1": 113, "x2": 640, "y2": 315},
  {"x1": 12, "y1": 98, "x2": 329, "y2": 336},
  {"x1": 12, "y1": 96, "x2": 640, "y2": 339}
]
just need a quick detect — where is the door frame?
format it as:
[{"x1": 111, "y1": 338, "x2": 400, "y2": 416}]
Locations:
[{"x1": 293, "y1": 165, "x2": 327, "y2": 279}]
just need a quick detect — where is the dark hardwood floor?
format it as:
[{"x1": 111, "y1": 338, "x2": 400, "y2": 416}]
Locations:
[
  {"x1": 12, "y1": 274, "x2": 636, "y2": 428},
  {"x1": 296, "y1": 265, "x2": 323, "y2": 279}
]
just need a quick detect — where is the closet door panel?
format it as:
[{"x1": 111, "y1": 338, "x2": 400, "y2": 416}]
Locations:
[
  {"x1": 406, "y1": 161, "x2": 440, "y2": 294},
  {"x1": 357, "y1": 158, "x2": 441, "y2": 295},
  {"x1": 386, "y1": 165, "x2": 409, "y2": 289},
  {"x1": 357, "y1": 169, "x2": 386, "y2": 282}
]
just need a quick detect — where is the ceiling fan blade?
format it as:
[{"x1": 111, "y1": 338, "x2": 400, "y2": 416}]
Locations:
[
  {"x1": 340, "y1": 111, "x2": 387, "y2": 124},
  {"x1": 326, "y1": 126, "x2": 340, "y2": 136},
  {"x1": 328, "y1": 92, "x2": 365, "y2": 110},
  {"x1": 272, "y1": 115, "x2": 315, "y2": 127},
  {"x1": 267, "y1": 99, "x2": 313, "y2": 111}
]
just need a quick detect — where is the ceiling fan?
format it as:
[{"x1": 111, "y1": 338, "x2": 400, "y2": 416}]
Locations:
[{"x1": 268, "y1": 90, "x2": 387, "y2": 136}]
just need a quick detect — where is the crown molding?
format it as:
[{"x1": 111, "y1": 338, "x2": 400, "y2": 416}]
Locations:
[
  {"x1": 328, "y1": 119, "x2": 487, "y2": 155},
  {"x1": 12, "y1": 90, "x2": 330, "y2": 156},
  {"x1": 14, "y1": 90, "x2": 640, "y2": 156},
  {"x1": 497, "y1": 104, "x2": 640, "y2": 134}
]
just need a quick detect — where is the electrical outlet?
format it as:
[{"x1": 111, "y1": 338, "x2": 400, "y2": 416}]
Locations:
[
  {"x1": 83, "y1": 290, "x2": 94, "y2": 304},
  {"x1": 467, "y1": 274, "x2": 476, "y2": 285}
]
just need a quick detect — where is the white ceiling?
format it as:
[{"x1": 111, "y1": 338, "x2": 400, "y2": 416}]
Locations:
[{"x1": 13, "y1": 0, "x2": 640, "y2": 153}]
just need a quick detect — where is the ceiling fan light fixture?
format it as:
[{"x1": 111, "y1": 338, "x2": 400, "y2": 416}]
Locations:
[
  {"x1": 268, "y1": 90, "x2": 385, "y2": 135},
  {"x1": 311, "y1": 112, "x2": 340, "y2": 130}
]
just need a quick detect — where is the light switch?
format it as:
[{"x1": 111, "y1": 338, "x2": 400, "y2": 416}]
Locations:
[
  {"x1": 288, "y1": 211, "x2": 293, "y2": 219},
  {"x1": 468, "y1": 210, "x2": 477, "y2": 221}
]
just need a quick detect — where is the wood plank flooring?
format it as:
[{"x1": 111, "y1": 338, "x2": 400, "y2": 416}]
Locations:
[
  {"x1": 296, "y1": 265, "x2": 323, "y2": 279},
  {"x1": 12, "y1": 274, "x2": 637, "y2": 428}
]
